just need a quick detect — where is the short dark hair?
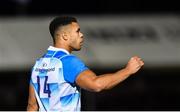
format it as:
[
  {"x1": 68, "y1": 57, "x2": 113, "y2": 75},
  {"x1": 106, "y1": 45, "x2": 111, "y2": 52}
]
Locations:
[{"x1": 49, "y1": 16, "x2": 77, "y2": 43}]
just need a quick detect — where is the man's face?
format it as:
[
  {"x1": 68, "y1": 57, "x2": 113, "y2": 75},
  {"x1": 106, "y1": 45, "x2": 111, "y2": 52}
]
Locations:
[{"x1": 67, "y1": 22, "x2": 84, "y2": 51}]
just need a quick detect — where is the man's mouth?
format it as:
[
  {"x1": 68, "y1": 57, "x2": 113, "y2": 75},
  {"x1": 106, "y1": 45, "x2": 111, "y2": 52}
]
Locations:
[
  {"x1": 80, "y1": 41, "x2": 83, "y2": 45},
  {"x1": 80, "y1": 42, "x2": 83, "y2": 46}
]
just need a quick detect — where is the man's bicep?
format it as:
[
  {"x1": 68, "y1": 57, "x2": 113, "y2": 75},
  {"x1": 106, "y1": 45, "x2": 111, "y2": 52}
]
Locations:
[{"x1": 76, "y1": 69, "x2": 98, "y2": 92}]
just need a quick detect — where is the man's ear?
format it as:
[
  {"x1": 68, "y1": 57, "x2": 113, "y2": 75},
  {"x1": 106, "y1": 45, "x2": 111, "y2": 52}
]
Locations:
[{"x1": 62, "y1": 32, "x2": 68, "y2": 41}]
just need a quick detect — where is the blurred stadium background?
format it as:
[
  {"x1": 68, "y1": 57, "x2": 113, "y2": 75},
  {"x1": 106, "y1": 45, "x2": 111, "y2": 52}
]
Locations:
[{"x1": 0, "y1": 0, "x2": 180, "y2": 111}]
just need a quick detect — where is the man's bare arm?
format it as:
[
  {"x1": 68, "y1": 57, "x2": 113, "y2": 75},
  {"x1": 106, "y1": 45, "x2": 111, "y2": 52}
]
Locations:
[
  {"x1": 76, "y1": 56, "x2": 144, "y2": 92},
  {"x1": 27, "y1": 84, "x2": 38, "y2": 111}
]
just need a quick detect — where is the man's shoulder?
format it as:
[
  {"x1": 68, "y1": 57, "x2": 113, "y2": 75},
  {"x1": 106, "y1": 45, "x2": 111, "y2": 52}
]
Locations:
[
  {"x1": 60, "y1": 54, "x2": 83, "y2": 65},
  {"x1": 60, "y1": 54, "x2": 80, "y2": 60}
]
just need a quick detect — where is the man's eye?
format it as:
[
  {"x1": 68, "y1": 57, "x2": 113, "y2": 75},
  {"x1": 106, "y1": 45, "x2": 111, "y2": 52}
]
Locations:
[{"x1": 77, "y1": 28, "x2": 80, "y2": 32}]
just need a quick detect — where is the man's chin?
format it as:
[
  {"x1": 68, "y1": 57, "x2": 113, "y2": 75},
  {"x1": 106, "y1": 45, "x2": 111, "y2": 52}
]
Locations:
[{"x1": 73, "y1": 47, "x2": 81, "y2": 51}]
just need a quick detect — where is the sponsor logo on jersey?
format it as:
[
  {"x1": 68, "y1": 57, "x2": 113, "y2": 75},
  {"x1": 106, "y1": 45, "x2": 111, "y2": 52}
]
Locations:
[
  {"x1": 42, "y1": 63, "x2": 47, "y2": 67},
  {"x1": 35, "y1": 67, "x2": 55, "y2": 73}
]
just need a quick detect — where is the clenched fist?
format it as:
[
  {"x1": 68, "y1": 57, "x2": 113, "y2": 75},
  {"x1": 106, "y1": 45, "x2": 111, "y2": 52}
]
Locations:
[{"x1": 125, "y1": 56, "x2": 144, "y2": 75}]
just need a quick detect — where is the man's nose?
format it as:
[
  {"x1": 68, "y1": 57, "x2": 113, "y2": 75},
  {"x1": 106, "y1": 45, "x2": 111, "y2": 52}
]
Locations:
[{"x1": 80, "y1": 32, "x2": 84, "y2": 38}]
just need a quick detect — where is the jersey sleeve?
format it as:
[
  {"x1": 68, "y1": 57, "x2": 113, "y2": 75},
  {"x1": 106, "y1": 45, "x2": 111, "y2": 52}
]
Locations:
[{"x1": 61, "y1": 55, "x2": 89, "y2": 84}]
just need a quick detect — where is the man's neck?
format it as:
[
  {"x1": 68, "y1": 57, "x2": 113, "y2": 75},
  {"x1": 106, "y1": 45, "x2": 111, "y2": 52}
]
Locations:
[{"x1": 54, "y1": 44, "x2": 72, "y2": 53}]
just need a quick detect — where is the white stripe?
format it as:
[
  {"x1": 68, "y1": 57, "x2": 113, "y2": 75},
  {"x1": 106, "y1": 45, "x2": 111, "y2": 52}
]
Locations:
[{"x1": 33, "y1": 86, "x2": 46, "y2": 111}]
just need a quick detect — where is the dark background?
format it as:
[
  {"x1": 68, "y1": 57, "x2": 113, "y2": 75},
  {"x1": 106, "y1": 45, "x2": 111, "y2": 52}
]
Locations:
[
  {"x1": 0, "y1": 67, "x2": 180, "y2": 111},
  {"x1": 0, "y1": 0, "x2": 180, "y2": 16},
  {"x1": 0, "y1": 0, "x2": 180, "y2": 111}
]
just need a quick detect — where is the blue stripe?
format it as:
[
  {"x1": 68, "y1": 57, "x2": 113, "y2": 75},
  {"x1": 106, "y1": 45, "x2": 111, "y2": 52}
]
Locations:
[
  {"x1": 41, "y1": 98, "x2": 49, "y2": 110},
  {"x1": 53, "y1": 51, "x2": 67, "y2": 59},
  {"x1": 43, "y1": 50, "x2": 56, "y2": 58},
  {"x1": 43, "y1": 50, "x2": 68, "y2": 58},
  {"x1": 60, "y1": 93, "x2": 79, "y2": 106}
]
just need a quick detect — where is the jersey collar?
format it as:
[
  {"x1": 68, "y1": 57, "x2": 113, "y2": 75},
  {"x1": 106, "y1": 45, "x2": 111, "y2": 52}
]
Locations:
[{"x1": 48, "y1": 46, "x2": 70, "y2": 55}]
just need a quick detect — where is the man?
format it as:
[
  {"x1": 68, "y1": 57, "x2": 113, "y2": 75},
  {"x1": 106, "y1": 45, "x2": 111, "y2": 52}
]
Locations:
[{"x1": 27, "y1": 16, "x2": 144, "y2": 111}]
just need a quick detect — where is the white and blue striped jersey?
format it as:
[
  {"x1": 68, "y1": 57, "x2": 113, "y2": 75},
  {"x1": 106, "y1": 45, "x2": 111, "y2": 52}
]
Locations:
[{"x1": 30, "y1": 46, "x2": 88, "y2": 111}]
